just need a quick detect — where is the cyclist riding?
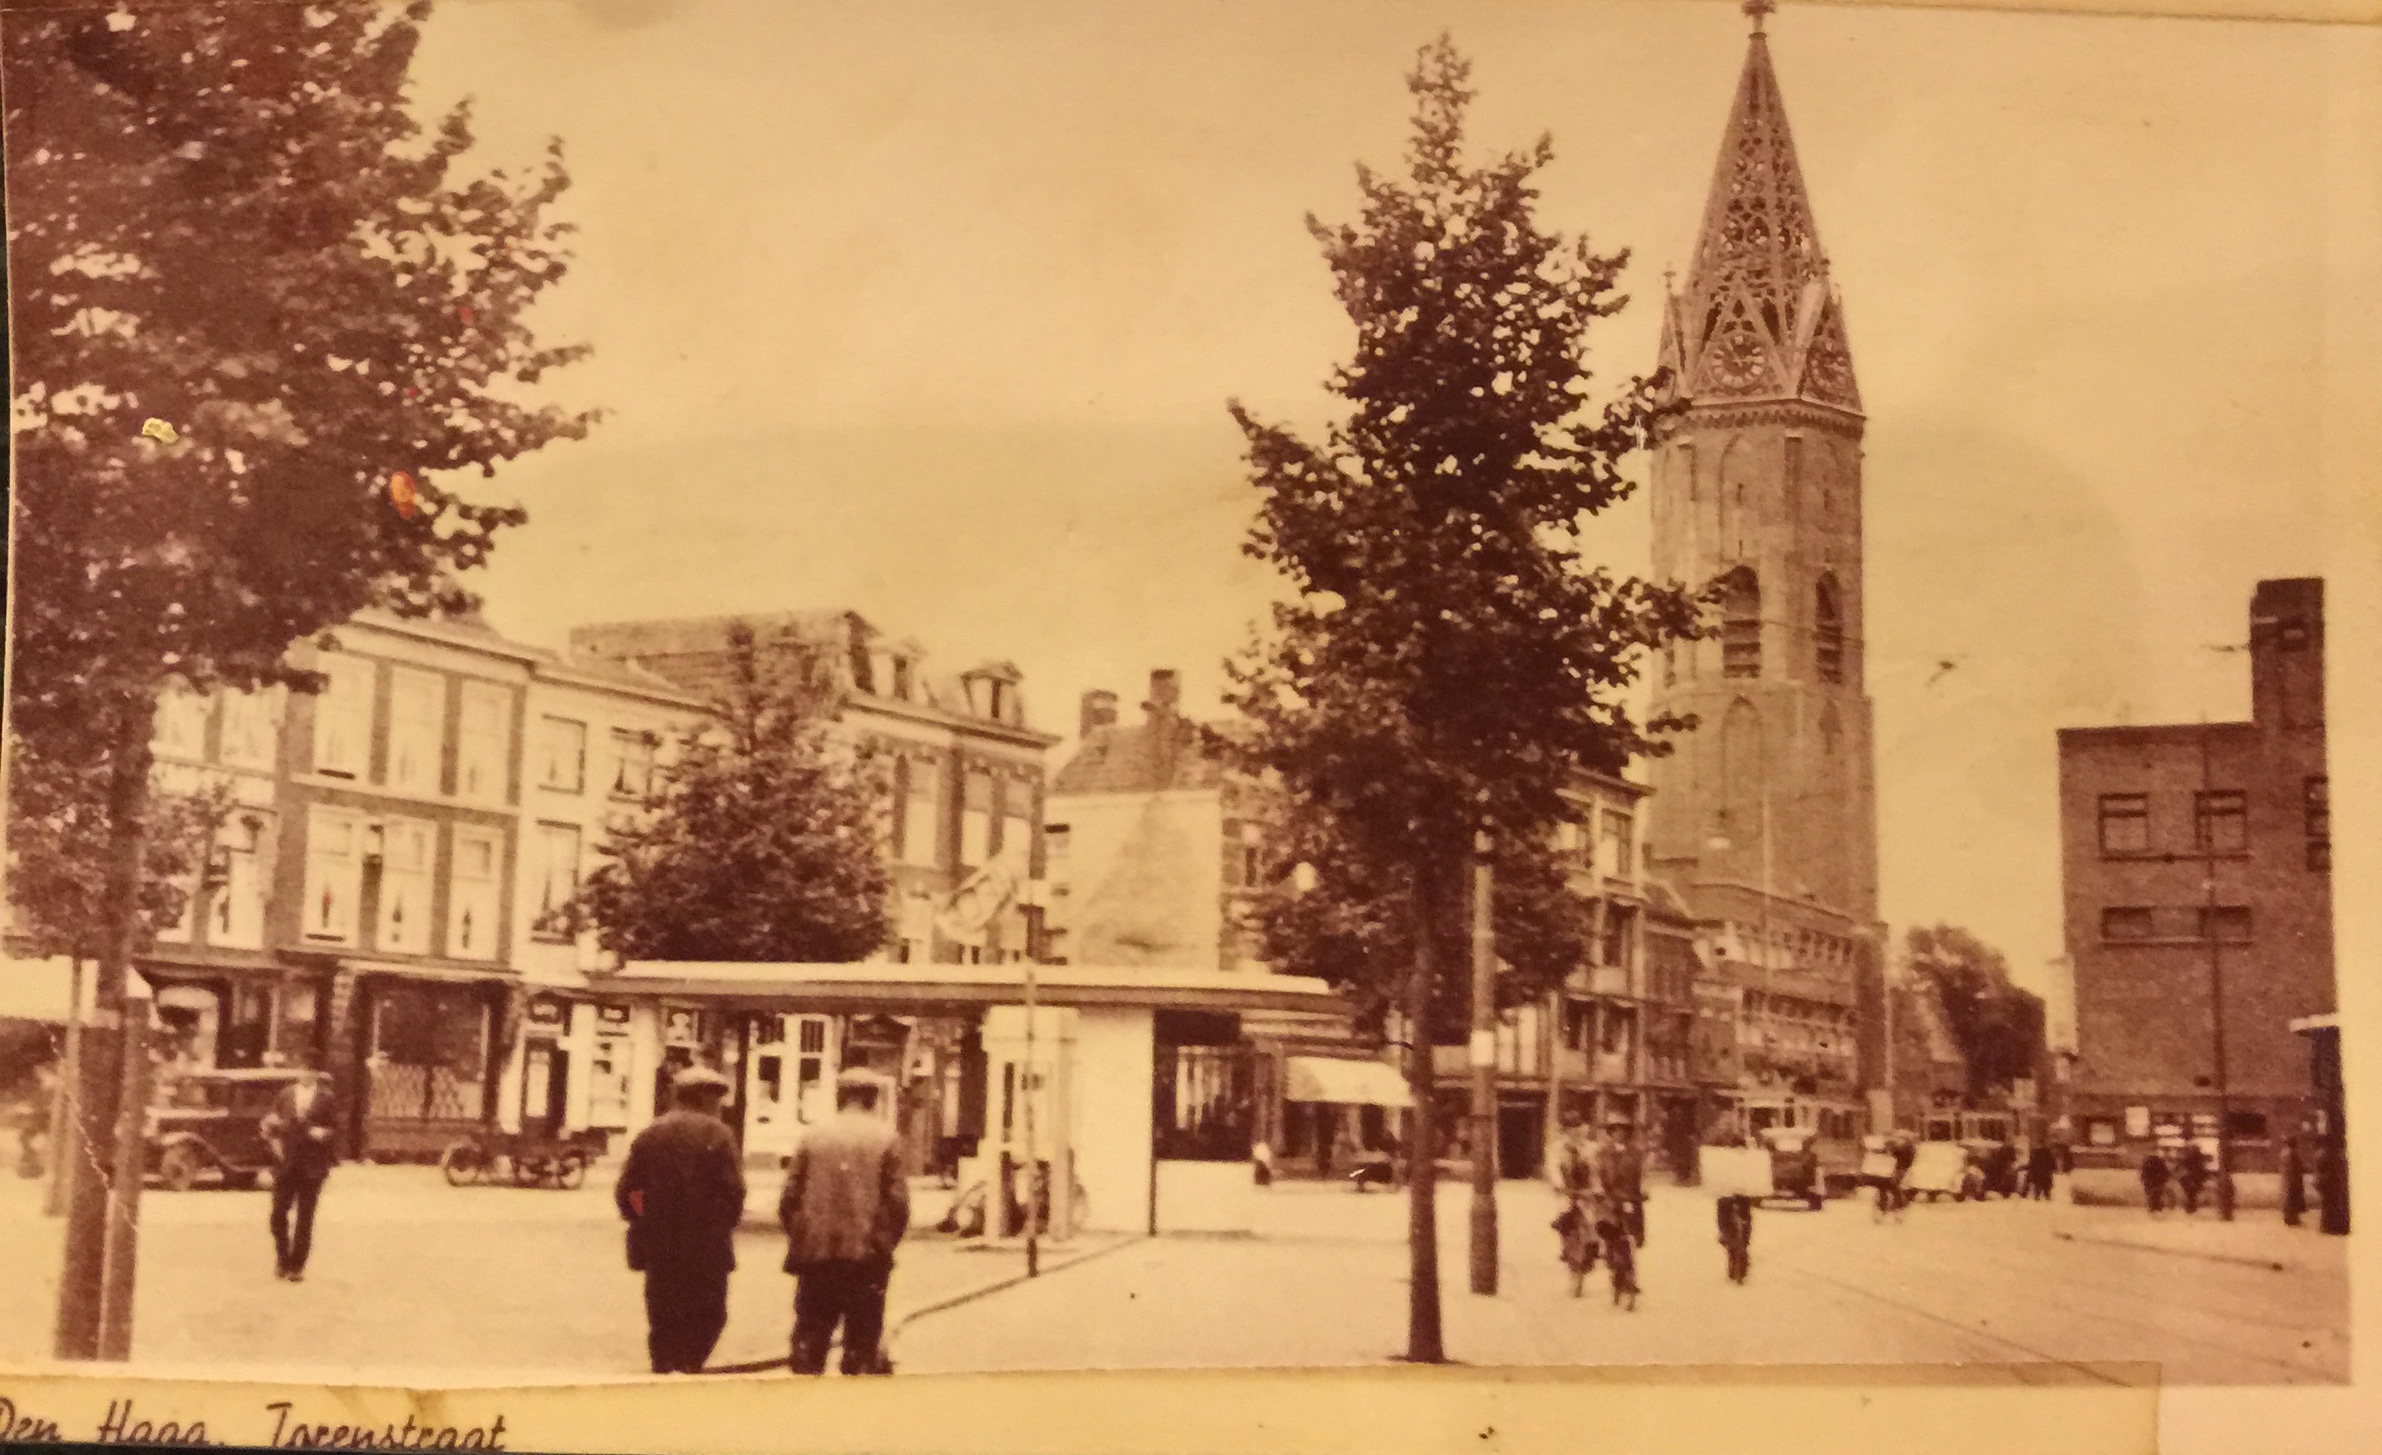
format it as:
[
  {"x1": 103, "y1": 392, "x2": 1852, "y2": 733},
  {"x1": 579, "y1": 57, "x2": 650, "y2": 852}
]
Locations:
[
  {"x1": 1594, "y1": 1117, "x2": 1647, "y2": 1250},
  {"x1": 1879, "y1": 1130, "x2": 1916, "y2": 1221},
  {"x1": 1550, "y1": 1120, "x2": 1600, "y2": 1297}
]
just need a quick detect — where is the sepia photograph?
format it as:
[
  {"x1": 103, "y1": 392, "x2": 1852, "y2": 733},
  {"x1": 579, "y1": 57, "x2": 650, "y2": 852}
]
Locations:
[{"x1": 0, "y1": 0, "x2": 2369, "y2": 1420}]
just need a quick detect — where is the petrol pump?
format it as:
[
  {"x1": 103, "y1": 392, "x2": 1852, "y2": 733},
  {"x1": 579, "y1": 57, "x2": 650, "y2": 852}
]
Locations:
[{"x1": 977, "y1": 1004, "x2": 1077, "y2": 1242}]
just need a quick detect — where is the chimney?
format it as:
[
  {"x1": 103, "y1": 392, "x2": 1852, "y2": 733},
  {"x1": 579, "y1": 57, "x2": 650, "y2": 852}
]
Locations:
[
  {"x1": 1146, "y1": 670, "x2": 1182, "y2": 786},
  {"x1": 1080, "y1": 689, "x2": 1119, "y2": 739},
  {"x1": 1146, "y1": 670, "x2": 1181, "y2": 716}
]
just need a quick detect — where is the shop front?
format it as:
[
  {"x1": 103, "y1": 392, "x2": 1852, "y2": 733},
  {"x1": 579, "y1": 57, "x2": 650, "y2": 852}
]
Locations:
[{"x1": 592, "y1": 961, "x2": 1342, "y2": 1236}]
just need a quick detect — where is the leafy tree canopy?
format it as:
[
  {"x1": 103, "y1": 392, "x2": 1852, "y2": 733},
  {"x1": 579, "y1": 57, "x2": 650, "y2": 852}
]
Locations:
[
  {"x1": 1222, "y1": 36, "x2": 1700, "y2": 1007},
  {"x1": 3, "y1": 0, "x2": 595, "y2": 985},
  {"x1": 1906, "y1": 923, "x2": 2047, "y2": 1100},
  {"x1": 574, "y1": 624, "x2": 894, "y2": 965},
  {"x1": 4, "y1": 0, "x2": 596, "y2": 740}
]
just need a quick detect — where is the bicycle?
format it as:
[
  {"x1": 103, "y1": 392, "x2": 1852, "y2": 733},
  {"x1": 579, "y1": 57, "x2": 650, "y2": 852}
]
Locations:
[
  {"x1": 1554, "y1": 1194, "x2": 1598, "y2": 1298},
  {"x1": 1597, "y1": 1204, "x2": 1639, "y2": 1310}
]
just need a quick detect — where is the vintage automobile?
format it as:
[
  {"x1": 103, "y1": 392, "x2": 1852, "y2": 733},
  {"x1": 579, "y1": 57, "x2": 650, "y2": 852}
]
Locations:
[
  {"x1": 1758, "y1": 1127, "x2": 1829, "y2": 1210},
  {"x1": 1903, "y1": 1139, "x2": 1975, "y2": 1202},
  {"x1": 145, "y1": 1067, "x2": 307, "y2": 1191}
]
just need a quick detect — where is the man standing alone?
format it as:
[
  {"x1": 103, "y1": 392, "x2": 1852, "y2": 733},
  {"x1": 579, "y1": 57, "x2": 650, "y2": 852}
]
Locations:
[
  {"x1": 616, "y1": 1066, "x2": 746, "y2": 1375},
  {"x1": 781, "y1": 1070, "x2": 910, "y2": 1376},
  {"x1": 262, "y1": 1069, "x2": 339, "y2": 1282}
]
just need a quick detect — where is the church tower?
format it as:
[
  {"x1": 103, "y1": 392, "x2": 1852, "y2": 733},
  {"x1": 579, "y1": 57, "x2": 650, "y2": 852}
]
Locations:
[{"x1": 1645, "y1": 3, "x2": 1880, "y2": 935}]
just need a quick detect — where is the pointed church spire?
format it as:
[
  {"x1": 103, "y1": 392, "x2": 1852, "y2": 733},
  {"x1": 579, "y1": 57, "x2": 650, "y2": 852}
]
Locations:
[{"x1": 1671, "y1": 6, "x2": 1861, "y2": 413}]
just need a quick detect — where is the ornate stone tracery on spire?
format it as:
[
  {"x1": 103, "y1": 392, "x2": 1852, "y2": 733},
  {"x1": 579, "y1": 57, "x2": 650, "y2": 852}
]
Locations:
[{"x1": 1668, "y1": 13, "x2": 1861, "y2": 414}]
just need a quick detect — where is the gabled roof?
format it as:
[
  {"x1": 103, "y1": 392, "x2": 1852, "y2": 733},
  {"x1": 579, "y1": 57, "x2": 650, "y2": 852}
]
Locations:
[
  {"x1": 1668, "y1": 23, "x2": 1860, "y2": 414},
  {"x1": 1052, "y1": 717, "x2": 1225, "y2": 795}
]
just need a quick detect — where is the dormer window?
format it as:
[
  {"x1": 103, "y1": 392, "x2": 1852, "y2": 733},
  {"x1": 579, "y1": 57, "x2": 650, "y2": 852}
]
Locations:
[
  {"x1": 890, "y1": 657, "x2": 913, "y2": 701},
  {"x1": 848, "y1": 642, "x2": 875, "y2": 694},
  {"x1": 987, "y1": 680, "x2": 1008, "y2": 722}
]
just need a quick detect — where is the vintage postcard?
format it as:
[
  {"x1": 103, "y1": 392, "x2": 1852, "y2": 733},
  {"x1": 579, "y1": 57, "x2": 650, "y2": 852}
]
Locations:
[{"x1": 0, "y1": 0, "x2": 2373, "y2": 1451}]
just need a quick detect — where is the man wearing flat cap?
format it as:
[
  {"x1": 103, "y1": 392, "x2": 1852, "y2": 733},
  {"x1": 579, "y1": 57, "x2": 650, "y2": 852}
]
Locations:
[
  {"x1": 615, "y1": 1063, "x2": 746, "y2": 1374},
  {"x1": 780, "y1": 1067, "x2": 910, "y2": 1375}
]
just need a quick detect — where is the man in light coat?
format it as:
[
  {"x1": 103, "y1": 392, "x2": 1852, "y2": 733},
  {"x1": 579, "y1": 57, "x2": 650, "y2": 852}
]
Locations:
[
  {"x1": 781, "y1": 1069, "x2": 910, "y2": 1376},
  {"x1": 261, "y1": 1068, "x2": 340, "y2": 1282}
]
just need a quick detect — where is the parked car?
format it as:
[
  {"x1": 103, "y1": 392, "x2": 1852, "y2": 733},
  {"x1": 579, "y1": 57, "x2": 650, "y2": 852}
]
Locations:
[
  {"x1": 1903, "y1": 1139, "x2": 1972, "y2": 1202},
  {"x1": 1759, "y1": 1128, "x2": 1828, "y2": 1210},
  {"x1": 145, "y1": 1067, "x2": 306, "y2": 1191}
]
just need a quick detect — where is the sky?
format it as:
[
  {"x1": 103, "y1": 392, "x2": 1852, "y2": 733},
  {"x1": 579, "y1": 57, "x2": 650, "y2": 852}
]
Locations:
[{"x1": 402, "y1": 0, "x2": 2376, "y2": 1001}]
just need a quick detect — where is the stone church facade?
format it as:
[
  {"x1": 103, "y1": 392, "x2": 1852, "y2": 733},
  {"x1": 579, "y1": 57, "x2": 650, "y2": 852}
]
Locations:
[{"x1": 1642, "y1": 10, "x2": 1890, "y2": 1147}]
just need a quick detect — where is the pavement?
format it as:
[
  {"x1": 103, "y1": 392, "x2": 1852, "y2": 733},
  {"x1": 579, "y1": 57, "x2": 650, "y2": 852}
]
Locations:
[
  {"x1": 0, "y1": 1162, "x2": 1116, "y2": 1382},
  {"x1": 0, "y1": 1167, "x2": 2347, "y2": 1385},
  {"x1": 892, "y1": 1179, "x2": 2349, "y2": 1385}
]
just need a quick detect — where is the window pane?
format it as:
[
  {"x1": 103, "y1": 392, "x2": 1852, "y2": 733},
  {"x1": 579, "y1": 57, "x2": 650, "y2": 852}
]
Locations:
[
  {"x1": 2097, "y1": 794, "x2": 2149, "y2": 855},
  {"x1": 903, "y1": 763, "x2": 942, "y2": 868},
  {"x1": 313, "y1": 657, "x2": 375, "y2": 778},
  {"x1": 2194, "y1": 791, "x2": 2247, "y2": 853},
  {"x1": 457, "y1": 683, "x2": 510, "y2": 804},
  {"x1": 539, "y1": 717, "x2": 587, "y2": 793},
  {"x1": 2101, "y1": 907, "x2": 2153, "y2": 941},
  {"x1": 387, "y1": 670, "x2": 443, "y2": 794}
]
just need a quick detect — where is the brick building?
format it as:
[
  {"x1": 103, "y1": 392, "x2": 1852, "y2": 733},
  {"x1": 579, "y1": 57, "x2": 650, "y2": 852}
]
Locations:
[
  {"x1": 136, "y1": 611, "x2": 558, "y2": 1160},
  {"x1": 563, "y1": 610, "x2": 1060, "y2": 1171},
  {"x1": 2060, "y1": 579, "x2": 2333, "y2": 1176}
]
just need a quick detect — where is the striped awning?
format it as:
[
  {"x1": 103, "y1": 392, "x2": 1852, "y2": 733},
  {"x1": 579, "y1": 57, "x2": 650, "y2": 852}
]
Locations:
[{"x1": 1285, "y1": 1055, "x2": 1413, "y2": 1108}]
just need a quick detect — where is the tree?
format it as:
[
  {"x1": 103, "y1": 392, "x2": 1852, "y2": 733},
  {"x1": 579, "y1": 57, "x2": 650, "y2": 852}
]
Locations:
[
  {"x1": 574, "y1": 623, "x2": 894, "y2": 965},
  {"x1": 1220, "y1": 38, "x2": 1701, "y2": 1362},
  {"x1": 2, "y1": 731, "x2": 221, "y2": 962},
  {"x1": 3, "y1": 0, "x2": 595, "y2": 1358},
  {"x1": 1905, "y1": 924, "x2": 2047, "y2": 1102}
]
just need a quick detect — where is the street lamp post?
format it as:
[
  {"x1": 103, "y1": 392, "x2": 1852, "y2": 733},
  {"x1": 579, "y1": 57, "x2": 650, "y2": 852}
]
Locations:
[
  {"x1": 2196, "y1": 721, "x2": 2237, "y2": 1222},
  {"x1": 1018, "y1": 879, "x2": 1048, "y2": 1275},
  {"x1": 1468, "y1": 831, "x2": 1498, "y2": 1297}
]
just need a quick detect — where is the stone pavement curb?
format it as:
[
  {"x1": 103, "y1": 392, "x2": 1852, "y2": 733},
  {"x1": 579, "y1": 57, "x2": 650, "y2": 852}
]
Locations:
[
  {"x1": 704, "y1": 1232, "x2": 1141, "y2": 1375},
  {"x1": 886, "y1": 1232, "x2": 1143, "y2": 1339},
  {"x1": 2051, "y1": 1228, "x2": 2291, "y2": 1272}
]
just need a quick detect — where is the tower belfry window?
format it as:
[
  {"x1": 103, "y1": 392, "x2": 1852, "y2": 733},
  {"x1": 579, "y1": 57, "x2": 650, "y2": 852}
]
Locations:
[
  {"x1": 1815, "y1": 575, "x2": 1844, "y2": 684},
  {"x1": 1720, "y1": 568, "x2": 1761, "y2": 679}
]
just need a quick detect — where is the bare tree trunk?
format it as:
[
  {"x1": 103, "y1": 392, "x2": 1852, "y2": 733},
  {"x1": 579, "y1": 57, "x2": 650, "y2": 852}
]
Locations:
[
  {"x1": 1403, "y1": 863, "x2": 1445, "y2": 1364},
  {"x1": 53, "y1": 695, "x2": 155, "y2": 1361}
]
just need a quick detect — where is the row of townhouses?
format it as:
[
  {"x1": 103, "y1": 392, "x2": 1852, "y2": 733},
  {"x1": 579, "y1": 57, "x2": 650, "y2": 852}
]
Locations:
[{"x1": 8, "y1": 607, "x2": 1059, "y2": 1168}]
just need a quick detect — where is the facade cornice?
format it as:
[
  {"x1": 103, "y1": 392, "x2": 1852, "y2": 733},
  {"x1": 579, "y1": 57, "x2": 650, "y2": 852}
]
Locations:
[{"x1": 1658, "y1": 399, "x2": 1866, "y2": 439}]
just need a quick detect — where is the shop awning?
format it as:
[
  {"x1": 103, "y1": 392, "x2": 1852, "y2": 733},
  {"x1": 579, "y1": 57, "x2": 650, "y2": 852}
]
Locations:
[{"x1": 1286, "y1": 1055, "x2": 1413, "y2": 1107}]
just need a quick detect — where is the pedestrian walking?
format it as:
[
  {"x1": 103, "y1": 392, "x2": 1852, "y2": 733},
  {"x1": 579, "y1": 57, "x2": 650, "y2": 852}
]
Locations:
[
  {"x1": 1715, "y1": 1192, "x2": 1755, "y2": 1284},
  {"x1": 2026, "y1": 1141, "x2": 2057, "y2": 1201},
  {"x1": 2176, "y1": 1142, "x2": 2209, "y2": 1215},
  {"x1": 615, "y1": 1065, "x2": 746, "y2": 1375},
  {"x1": 262, "y1": 1068, "x2": 339, "y2": 1283},
  {"x1": 2139, "y1": 1149, "x2": 2170, "y2": 1216},
  {"x1": 781, "y1": 1069, "x2": 910, "y2": 1377},
  {"x1": 2281, "y1": 1136, "x2": 2307, "y2": 1227}
]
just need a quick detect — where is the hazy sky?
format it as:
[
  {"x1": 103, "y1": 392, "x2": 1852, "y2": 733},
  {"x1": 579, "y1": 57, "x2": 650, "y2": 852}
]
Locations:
[{"x1": 408, "y1": 0, "x2": 2373, "y2": 997}]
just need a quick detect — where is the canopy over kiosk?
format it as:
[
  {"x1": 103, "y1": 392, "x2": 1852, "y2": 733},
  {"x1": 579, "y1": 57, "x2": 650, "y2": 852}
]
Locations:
[{"x1": 599, "y1": 962, "x2": 1343, "y2": 1235}]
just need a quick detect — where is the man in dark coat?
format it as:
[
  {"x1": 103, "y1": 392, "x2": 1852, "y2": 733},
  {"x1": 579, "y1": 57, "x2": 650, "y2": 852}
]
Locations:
[
  {"x1": 2139, "y1": 1149, "x2": 2171, "y2": 1215},
  {"x1": 2281, "y1": 1136, "x2": 2308, "y2": 1227},
  {"x1": 1594, "y1": 1119, "x2": 1647, "y2": 1247},
  {"x1": 616, "y1": 1066, "x2": 746, "y2": 1375},
  {"x1": 2176, "y1": 1141, "x2": 2210, "y2": 1215},
  {"x1": 2027, "y1": 1141, "x2": 2058, "y2": 1201},
  {"x1": 261, "y1": 1069, "x2": 340, "y2": 1282},
  {"x1": 782, "y1": 1069, "x2": 910, "y2": 1376}
]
